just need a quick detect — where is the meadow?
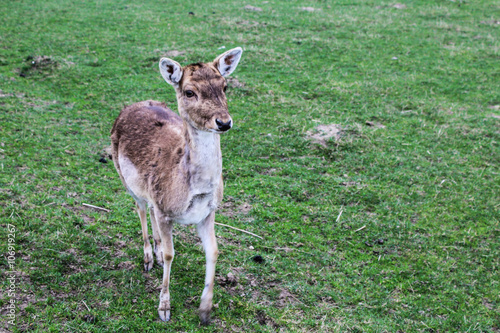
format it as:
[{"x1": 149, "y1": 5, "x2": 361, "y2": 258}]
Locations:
[{"x1": 0, "y1": 0, "x2": 499, "y2": 331}]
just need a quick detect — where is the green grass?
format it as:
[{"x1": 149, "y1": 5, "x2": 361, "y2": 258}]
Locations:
[{"x1": 0, "y1": 0, "x2": 499, "y2": 332}]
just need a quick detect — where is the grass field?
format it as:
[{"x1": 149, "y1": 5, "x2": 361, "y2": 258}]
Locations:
[{"x1": 0, "y1": 0, "x2": 499, "y2": 332}]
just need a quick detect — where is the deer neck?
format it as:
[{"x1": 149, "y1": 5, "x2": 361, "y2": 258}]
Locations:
[{"x1": 183, "y1": 122, "x2": 222, "y2": 185}]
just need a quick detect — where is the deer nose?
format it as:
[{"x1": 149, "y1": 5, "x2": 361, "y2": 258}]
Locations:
[{"x1": 215, "y1": 119, "x2": 232, "y2": 132}]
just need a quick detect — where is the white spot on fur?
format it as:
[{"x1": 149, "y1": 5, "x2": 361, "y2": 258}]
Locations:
[
  {"x1": 171, "y1": 126, "x2": 182, "y2": 135},
  {"x1": 118, "y1": 154, "x2": 148, "y2": 209}
]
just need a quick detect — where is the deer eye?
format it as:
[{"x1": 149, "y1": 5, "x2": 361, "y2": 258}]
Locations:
[{"x1": 185, "y1": 90, "x2": 195, "y2": 98}]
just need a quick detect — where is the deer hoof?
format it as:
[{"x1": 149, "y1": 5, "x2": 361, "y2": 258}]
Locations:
[
  {"x1": 199, "y1": 309, "x2": 211, "y2": 325},
  {"x1": 144, "y1": 258, "x2": 153, "y2": 272},
  {"x1": 156, "y1": 251, "x2": 164, "y2": 267},
  {"x1": 144, "y1": 247, "x2": 154, "y2": 271},
  {"x1": 158, "y1": 309, "x2": 171, "y2": 322},
  {"x1": 154, "y1": 240, "x2": 164, "y2": 266}
]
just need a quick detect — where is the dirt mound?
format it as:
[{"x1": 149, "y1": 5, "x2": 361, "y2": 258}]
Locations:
[{"x1": 306, "y1": 124, "x2": 342, "y2": 147}]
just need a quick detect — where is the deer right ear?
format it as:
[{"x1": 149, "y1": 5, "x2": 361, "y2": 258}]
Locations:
[
  {"x1": 159, "y1": 58, "x2": 183, "y2": 86},
  {"x1": 213, "y1": 47, "x2": 243, "y2": 77}
]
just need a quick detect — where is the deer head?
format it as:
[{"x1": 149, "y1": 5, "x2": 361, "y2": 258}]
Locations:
[{"x1": 159, "y1": 47, "x2": 243, "y2": 133}]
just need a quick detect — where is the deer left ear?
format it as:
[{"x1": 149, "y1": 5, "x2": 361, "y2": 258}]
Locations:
[
  {"x1": 159, "y1": 58, "x2": 183, "y2": 87},
  {"x1": 213, "y1": 47, "x2": 243, "y2": 77}
]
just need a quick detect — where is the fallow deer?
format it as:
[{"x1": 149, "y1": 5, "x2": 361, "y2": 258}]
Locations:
[{"x1": 110, "y1": 47, "x2": 243, "y2": 324}]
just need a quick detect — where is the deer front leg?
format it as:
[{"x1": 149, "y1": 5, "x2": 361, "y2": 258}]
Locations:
[
  {"x1": 149, "y1": 206, "x2": 164, "y2": 267},
  {"x1": 155, "y1": 207, "x2": 174, "y2": 322},
  {"x1": 197, "y1": 212, "x2": 219, "y2": 325},
  {"x1": 136, "y1": 202, "x2": 153, "y2": 272}
]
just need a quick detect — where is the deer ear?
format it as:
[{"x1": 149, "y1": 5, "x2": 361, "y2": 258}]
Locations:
[
  {"x1": 213, "y1": 47, "x2": 243, "y2": 77},
  {"x1": 159, "y1": 58, "x2": 183, "y2": 86}
]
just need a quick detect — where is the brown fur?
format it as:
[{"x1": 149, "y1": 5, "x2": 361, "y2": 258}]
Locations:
[{"x1": 111, "y1": 100, "x2": 191, "y2": 214}]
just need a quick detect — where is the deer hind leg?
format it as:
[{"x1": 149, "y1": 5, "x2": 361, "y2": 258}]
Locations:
[
  {"x1": 136, "y1": 201, "x2": 154, "y2": 272},
  {"x1": 155, "y1": 207, "x2": 174, "y2": 322},
  {"x1": 197, "y1": 212, "x2": 219, "y2": 325},
  {"x1": 149, "y1": 206, "x2": 164, "y2": 267}
]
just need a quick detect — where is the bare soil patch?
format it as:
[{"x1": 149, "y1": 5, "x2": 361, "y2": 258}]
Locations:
[
  {"x1": 244, "y1": 5, "x2": 262, "y2": 11},
  {"x1": 164, "y1": 50, "x2": 185, "y2": 57},
  {"x1": 117, "y1": 261, "x2": 136, "y2": 270},
  {"x1": 0, "y1": 90, "x2": 25, "y2": 98},
  {"x1": 392, "y1": 3, "x2": 407, "y2": 9},
  {"x1": 276, "y1": 288, "x2": 299, "y2": 307},
  {"x1": 300, "y1": 7, "x2": 319, "y2": 12},
  {"x1": 226, "y1": 77, "x2": 245, "y2": 88},
  {"x1": 255, "y1": 309, "x2": 279, "y2": 328},
  {"x1": 306, "y1": 124, "x2": 342, "y2": 147},
  {"x1": 220, "y1": 199, "x2": 252, "y2": 218}
]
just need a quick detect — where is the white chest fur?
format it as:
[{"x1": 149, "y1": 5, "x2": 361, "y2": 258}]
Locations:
[{"x1": 175, "y1": 131, "x2": 222, "y2": 224}]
